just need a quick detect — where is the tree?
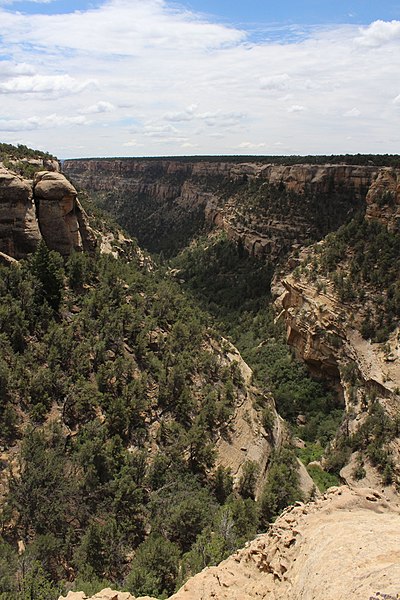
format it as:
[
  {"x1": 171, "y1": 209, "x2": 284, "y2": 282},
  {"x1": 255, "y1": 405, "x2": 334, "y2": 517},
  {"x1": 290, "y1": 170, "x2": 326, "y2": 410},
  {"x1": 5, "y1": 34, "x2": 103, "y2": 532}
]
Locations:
[
  {"x1": 259, "y1": 449, "x2": 302, "y2": 528},
  {"x1": 125, "y1": 534, "x2": 180, "y2": 598},
  {"x1": 30, "y1": 241, "x2": 64, "y2": 311}
]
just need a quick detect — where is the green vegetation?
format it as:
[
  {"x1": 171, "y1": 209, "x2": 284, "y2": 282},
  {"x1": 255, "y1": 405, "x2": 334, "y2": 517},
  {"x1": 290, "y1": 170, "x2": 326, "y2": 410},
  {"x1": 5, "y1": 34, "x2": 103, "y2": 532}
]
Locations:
[
  {"x1": 172, "y1": 233, "x2": 344, "y2": 443},
  {"x1": 4, "y1": 146, "x2": 400, "y2": 595},
  {"x1": 66, "y1": 154, "x2": 400, "y2": 167},
  {"x1": 305, "y1": 465, "x2": 340, "y2": 492},
  {"x1": 0, "y1": 143, "x2": 56, "y2": 178},
  {"x1": 307, "y1": 215, "x2": 400, "y2": 341},
  {"x1": 0, "y1": 142, "x2": 55, "y2": 161},
  {"x1": 0, "y1": 241, "x2": 268, "y2": 597}
]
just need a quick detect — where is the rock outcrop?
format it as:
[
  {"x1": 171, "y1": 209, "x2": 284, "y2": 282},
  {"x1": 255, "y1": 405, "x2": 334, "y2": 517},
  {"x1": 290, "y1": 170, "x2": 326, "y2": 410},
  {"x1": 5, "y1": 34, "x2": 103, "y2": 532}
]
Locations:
[
  {"x1": 61, "y1": 486, "x2": 400, "y2": 600},
  {"x1": 168, "y1": 486, "x2": 400, "y2": 600},
  {"x1": 63, "y1": 159, "x2": 381, "y2": 257},
  {"x1": 275, "y1": 271, "x2": 400, "y2": 484},
  {"x1": 0, "y1": 165, "x2": 42, "y2": 258},
  {"x1": 0, "y1": 165, "x2": 96, "y2": 258},
  {"x1": 34, "y1": 171, "x2": 96, "y2": 255},
  {"x1": 365, "y1": 167, "x2": 400, "y2": 232},
  {"x1": 211, "y1": 338, "x2": 282, "y2": 497},
  {"x1": 59, "y1": 588, "x2": 154, "y2": 600}
]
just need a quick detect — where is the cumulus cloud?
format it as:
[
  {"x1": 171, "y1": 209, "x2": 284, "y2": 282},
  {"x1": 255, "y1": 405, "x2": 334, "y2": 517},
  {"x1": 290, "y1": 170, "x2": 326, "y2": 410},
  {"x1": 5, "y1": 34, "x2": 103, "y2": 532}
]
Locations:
[
  {"x1": 0, "y1": 74, "x2": 96, "y2": 95},
  {"x1": 356, "y1": 20, "x2": 400, "y2": 47},
  {"x1": 237, "y1": 142, "x2": 266, "y2": 149},
  {"x1": 80, "y1": 101, "x2": 115, "y2": 114},
  {"x1": 0, "y1": 114, "x2": 89, "y2": 132},
  {"x1": 287, "y1": 105, "x2": 306, "y2": 113},
  {"x1": 0, "y1": 62, "x2": 36, "y2": 77},
  {"x1": 259, "y1": 74, "x2": 290, "y2": 91},
  {"x1": 0, "y1": 1, "x2": 399, "y2": 156}
]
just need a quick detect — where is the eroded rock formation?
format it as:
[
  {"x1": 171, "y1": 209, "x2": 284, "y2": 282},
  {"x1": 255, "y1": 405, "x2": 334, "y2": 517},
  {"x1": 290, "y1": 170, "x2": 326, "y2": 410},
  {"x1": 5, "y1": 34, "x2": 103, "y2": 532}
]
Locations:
[
  {"x1": 0, "y1": 165, "x2": 42, "y2": 258},
  {"x1": 0, "y1": 165, "x2": 96, "y2": 258},
  {"x1": 34, "y1": 171, "x2": 96, "y2": 255},
  {"x1": 275, "y1": 271, "x2": 400, "y2": 486}
]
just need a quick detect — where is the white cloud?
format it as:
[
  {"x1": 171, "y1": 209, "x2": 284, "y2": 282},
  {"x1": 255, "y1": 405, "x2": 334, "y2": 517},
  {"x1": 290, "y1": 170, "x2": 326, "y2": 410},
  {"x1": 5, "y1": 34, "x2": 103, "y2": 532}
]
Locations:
[
  {"x1": 0, "y1": 114, "x2": 89, "y2": 132},
  {"x1": 123, "y1": 139, "x2": 143, "y2": 147},
  {"x1": 0, "y1": 2, "x2": 399, "y2": 157},
  {"x1": 344, "y1": 107, "x2": 361, "y2": 117},
  {"x1": 0, "y1": 62, "x2": 36, "y2": 77},
  {"x1": 259, "y1": 73, "x2": 290, "y2": 91},
  {"x1": 0, "y1": 0, "x2": 54, "y2": 5},
  {"x1": 0, "y1": 74, "x2": 96, "y2": 95},
  {"x1": 80, "y1": 101, "x2": 115, "y2": 114},
  {"x1": 356, "y1": 20, "x2": 400, "y2": 47},
  {"x1": 237, "y1": 142, "x2": 266, "y2": 149},
  {"x1": 287, "y1": 105, "x2": 306, "y2": 113}
]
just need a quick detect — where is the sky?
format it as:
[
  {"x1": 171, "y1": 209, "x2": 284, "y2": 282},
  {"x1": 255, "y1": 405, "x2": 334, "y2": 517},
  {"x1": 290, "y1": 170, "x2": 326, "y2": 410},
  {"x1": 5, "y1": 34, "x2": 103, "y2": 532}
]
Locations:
[{"x1": 0, "y1": 0, "x2": 399, "y2": 158}]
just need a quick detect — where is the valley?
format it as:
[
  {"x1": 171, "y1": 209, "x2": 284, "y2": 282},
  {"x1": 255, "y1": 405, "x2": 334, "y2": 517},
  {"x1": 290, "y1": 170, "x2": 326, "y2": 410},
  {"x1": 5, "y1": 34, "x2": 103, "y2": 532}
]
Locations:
[{"x1": 0, "y1": 146, "x2": 399, "y2": 599}]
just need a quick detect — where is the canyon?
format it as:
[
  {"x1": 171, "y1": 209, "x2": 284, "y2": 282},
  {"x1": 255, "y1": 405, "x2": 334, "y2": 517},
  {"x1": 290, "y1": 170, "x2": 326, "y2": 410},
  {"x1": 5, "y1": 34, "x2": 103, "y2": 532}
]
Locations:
[
  {"x1": 0, "y1": 150, "x2": 399, "y2": 599},
  {"x1": 64, "y1": 156, "x2": 400, "y2": 487},
  {"x1": 63, "y1": 158, "x2": 398, "y2": 258}
]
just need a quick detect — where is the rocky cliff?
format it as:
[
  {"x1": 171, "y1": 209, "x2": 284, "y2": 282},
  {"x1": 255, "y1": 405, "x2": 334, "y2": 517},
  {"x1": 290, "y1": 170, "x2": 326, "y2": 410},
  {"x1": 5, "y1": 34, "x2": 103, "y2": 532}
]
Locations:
[
  {"x1": 60, "y1": 486, "x2": 400, "y2": 600},
  {"x1": 0, "y1": 164, "x2": 96, "y2": 258},
  {"x1": 63, "y1": 159, "x2": 382, "y2": 257}
]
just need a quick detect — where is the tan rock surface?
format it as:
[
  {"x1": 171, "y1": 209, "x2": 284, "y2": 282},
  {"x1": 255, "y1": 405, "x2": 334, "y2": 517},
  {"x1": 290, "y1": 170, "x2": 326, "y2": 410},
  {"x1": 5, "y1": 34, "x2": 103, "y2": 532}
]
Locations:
[
  {"x1": 63, "y1": 159, "x2": 381, "y2": 258},
  {"x1": 0, "y1": 165, "x2": 41, "y2": 257},
  {"x1": 169, "y1": 486, "x2": 400, "y2": 600},
  {"x1": 64, "y1": 487, "x2": 400, "y2": 600},
  {"x1": 59, "y1": 588, "x2": 156, "y2": 600},
  {"x1": 34, "y1": 171, "x2": 96, "y2": 255},
  {"x1": 211, "y1": 337, "x2": 280, "y2": 497}
]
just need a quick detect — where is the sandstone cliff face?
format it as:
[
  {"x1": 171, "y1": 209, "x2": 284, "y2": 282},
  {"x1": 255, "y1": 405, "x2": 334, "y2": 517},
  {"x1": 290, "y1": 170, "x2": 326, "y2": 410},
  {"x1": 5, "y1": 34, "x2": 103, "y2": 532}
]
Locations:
[
  {"x1": 365, "y1": 167, "x2": 400, "y2": 232},
  {"x1": 63, "y1": 159, "x2": 380, "y2": 257},
  {"x1": 0, "y1": 166, "x2": 96, "y2": 258},
  {"x1": 60, "y1": 486, "x2": 400, "y2": 600},
  {"x1": 0, "y1": 165, "x2": 42, "y2": 258},
  {"x1": 275, "y1": 270, "x2": 400, "y2": 485},
  {"x1": 34, "y1": 171, "x2": 96, "y2": 255}
]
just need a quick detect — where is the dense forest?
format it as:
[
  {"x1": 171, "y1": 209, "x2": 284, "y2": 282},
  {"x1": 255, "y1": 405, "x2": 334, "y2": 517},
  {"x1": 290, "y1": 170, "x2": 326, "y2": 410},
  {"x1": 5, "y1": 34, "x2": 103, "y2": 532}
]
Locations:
[{"x1": 0, "y1": 238, "x2": 308, "y2": 599}]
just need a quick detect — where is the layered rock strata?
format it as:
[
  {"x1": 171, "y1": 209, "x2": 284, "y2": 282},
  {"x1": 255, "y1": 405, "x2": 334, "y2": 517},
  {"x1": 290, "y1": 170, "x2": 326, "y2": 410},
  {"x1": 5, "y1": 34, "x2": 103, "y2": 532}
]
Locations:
[
  {"x1": 0, "y1": 166, "x2": 96, "y2": 258},
  {"x1": 275, "y1": 271, "x2": 400, "y2": 484},
  {"x1": 63, "y1": 159, "x2": 383, "y2": 257}
]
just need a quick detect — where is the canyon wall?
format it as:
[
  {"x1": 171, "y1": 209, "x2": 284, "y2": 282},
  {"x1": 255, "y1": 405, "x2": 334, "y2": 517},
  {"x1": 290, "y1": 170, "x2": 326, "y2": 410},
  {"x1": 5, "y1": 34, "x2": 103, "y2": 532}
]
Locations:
[{"x1": 63, "y1": 159, "x2": 385, "y2": 257}]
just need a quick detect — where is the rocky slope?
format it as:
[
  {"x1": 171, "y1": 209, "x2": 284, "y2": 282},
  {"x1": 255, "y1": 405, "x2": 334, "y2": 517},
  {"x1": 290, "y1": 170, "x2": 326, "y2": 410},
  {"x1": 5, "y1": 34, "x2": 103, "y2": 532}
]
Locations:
[
  {"x1": 0, "y1": 163, "x2": 96, "y2": 258},
  {"x1": 274, "y1": 181, "x2": 400, "y2": 486},
  {"x1": 60, "y1": 486, "x2": 400, "y2": 600},
  {"x1": 63, "y1": 159, "x2": 380, "y2": 257}
]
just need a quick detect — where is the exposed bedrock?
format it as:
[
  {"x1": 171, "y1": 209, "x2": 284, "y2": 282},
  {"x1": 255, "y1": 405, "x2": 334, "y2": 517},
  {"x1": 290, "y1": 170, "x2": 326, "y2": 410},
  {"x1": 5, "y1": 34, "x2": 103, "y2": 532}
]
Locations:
[
  {"x1": 63, "y1": 159, "x2": 393, "y2": 257},
  {"x1": 0, "y1": 166, "x2": 96, "y2": 259}
]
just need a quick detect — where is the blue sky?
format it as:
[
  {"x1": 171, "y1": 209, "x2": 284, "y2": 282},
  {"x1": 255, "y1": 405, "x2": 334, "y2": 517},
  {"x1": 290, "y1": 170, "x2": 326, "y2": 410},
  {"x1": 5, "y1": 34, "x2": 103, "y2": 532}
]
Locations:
[
  {"x1": 5, "y1": 0, "x2": 400, "y2": 24},
  {"x1": 0, "y1": 0, "x2": 399, "y2": 157}
]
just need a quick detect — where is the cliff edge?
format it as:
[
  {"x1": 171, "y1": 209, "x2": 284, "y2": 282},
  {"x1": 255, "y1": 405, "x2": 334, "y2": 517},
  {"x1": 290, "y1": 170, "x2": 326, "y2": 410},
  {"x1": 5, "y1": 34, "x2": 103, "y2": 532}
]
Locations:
[{"x1": 61, "y1": 486, "x2": 400, "y2": 600}]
